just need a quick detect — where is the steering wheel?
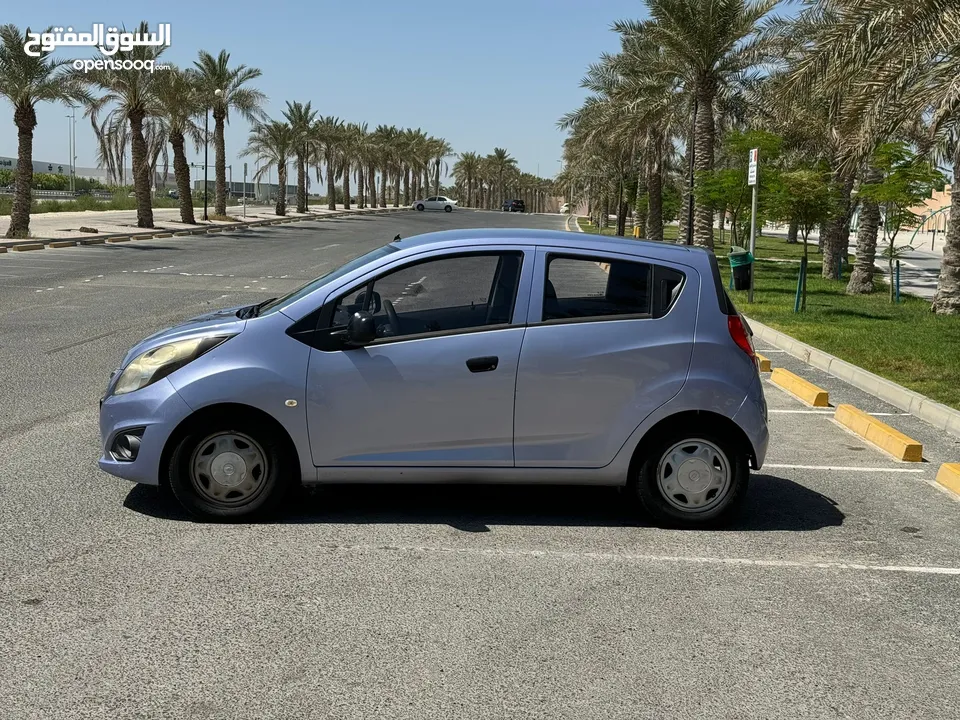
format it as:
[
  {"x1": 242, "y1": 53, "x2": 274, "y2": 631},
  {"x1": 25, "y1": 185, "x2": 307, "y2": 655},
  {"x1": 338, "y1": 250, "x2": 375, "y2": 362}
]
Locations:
[{"x1": 382, "y1": 299, "x2": 400, "y2": 336}]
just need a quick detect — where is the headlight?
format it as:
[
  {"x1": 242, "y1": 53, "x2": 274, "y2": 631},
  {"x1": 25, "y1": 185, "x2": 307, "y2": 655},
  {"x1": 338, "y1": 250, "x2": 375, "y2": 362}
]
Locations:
[{"x1": 112, "y1": 336, "x2": 232, "y2": 396}]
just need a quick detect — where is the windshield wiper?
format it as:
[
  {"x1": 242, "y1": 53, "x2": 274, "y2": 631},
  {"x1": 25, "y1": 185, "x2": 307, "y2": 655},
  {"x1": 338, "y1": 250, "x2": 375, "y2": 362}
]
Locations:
[{"x1": 238, "y1": 297, "x2": 277, "y2": 319}]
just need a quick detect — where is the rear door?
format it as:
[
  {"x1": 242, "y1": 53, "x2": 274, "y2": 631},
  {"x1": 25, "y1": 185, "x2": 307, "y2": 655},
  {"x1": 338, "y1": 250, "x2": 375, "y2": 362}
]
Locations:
[{"x1": 513, "y1": 247, "x2": 696, "y2": 468}]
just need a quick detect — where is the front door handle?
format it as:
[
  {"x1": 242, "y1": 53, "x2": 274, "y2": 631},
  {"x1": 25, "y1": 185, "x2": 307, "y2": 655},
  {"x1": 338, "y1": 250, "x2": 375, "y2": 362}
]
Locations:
[{"x1": 466, "y1": 356, "x2": 499, "y2": 373}]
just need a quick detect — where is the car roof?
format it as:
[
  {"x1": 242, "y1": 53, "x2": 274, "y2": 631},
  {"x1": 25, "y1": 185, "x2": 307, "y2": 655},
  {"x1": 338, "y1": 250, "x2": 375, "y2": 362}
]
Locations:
[{"x1": 390, "y1": 227, "x2": 708, "y2": 262}]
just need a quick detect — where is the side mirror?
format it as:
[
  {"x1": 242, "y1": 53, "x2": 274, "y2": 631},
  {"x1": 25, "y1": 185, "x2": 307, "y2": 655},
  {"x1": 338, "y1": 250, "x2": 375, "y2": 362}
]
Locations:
[
  {"x1": 355, "y1": 290, "x2": 381, "y2": 313},
  {"x1": 345, "y1": 310, "x2": 376, "y2": 346}
]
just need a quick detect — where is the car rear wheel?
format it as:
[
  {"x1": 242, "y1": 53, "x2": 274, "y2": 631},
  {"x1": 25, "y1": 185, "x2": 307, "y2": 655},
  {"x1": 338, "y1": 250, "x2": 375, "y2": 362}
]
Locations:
[
  {"x1": 416, "y1": 203, "x2": 425, "y2": 211},
  {"x1": 631, "y1": 430, "x2": 748, "y2": 528},
  {"x1": 168, "y1": 418, "x2": 290, "y2": 521},
  {"x1": 444, "y1": 205, "x2": 452, "y2": 213}
]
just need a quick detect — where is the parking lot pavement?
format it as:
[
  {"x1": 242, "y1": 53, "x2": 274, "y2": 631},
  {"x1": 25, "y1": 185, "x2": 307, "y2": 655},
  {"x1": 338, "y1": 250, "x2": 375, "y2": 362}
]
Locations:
[{"x1": 2, "y1": 215, "x2": 960, "y2": 718}]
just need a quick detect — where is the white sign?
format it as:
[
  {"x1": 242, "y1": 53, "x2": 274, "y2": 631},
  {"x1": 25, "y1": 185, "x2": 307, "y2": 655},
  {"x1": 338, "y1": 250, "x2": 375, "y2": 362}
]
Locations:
[
  {"x1": 23, "y1": 24, "x2": 171, "y2": 58},
  {"x1": 748, "y1": 148, "x2": 759, "y2": 186}
]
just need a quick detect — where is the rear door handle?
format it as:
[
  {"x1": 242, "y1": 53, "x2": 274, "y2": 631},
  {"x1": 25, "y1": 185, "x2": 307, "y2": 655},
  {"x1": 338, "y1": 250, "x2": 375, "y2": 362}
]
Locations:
[{"x1": 466, "y1": 356, "x2": 499, "y2": 373}]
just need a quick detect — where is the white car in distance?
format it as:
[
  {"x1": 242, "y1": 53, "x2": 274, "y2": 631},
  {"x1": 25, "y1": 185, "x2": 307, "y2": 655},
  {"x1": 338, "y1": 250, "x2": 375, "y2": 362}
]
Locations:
[{"x1": 412, "y1": 196, "x2": 457, "y2": 212}]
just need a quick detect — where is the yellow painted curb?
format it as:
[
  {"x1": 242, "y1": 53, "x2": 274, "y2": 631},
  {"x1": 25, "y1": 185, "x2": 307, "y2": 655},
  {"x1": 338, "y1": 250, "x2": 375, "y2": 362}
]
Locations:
[
  {"x1": 11, "y1": 242, "x2": 44, "y2": 251},
  {"x1": 153, "y1": 232, "x2": 172, "y2": 238},
  {"x1": 106, "y1": 237, "x2": 131, "y2": 243},
  {"x1": 133, "y1": 234, "x2": 154, "y2": 240},
  {"x1": 935, "y1": 464, "x2": 960, "y2": 496},
  {"x1": 835, "y1": 404, "x2": 923, "y2": 462},
  {"x1": 0, "y1": 246, "x2": 7, "y2": 253},
  {"x1": 49, "y1": 240, "x2": 77, "y2": 248},
  {"x1": 756, "y1": 354, "x2": 771, "y2": 372},
  {"x1": 770, "y1": 367, "x2": 829, "y2": 406}
]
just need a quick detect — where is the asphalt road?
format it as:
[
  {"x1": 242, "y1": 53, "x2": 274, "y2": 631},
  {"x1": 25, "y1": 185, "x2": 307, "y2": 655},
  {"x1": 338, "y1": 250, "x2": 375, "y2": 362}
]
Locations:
[{"x1": 1, "y1": 209, "x2": 959, "y2": 719}]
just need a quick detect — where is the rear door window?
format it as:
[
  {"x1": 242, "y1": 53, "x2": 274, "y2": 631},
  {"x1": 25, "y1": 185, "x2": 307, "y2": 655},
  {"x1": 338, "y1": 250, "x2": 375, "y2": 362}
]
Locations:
[{"x1": 542, "y1": 254, "x2": 685, "y2": 322}]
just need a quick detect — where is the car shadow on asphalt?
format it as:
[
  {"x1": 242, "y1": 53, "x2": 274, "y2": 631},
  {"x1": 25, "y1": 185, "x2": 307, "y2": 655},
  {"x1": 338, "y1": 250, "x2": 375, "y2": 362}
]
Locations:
[{"x1": 124, "y1": 474, "x2": 844, "y2": 532}]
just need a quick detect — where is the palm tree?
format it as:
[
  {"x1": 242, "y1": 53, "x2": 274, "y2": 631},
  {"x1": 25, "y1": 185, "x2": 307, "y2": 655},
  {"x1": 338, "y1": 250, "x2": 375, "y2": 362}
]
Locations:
[
  {"x1": 311, "y1": 116, "x2": 344, "y2": 210},
  {"x1": 613, "y1": 0, "x2": 776, "y2": 247},
  {"x1": 487, "y1": 148, "x2": 518, "y2": 206},
  {"x1": 778, "y1": 0, "x2": 960, "y2": 310},
  {"x1": 429, "y1": 138, "x2": 455, "y2": 197},
  {"x1": 341, "y1": 123, "x2": 361, "y2": 210},
  {"x1": 351, "y1": 123, "x2": 375, "y2": 209},
  {"x1": 242, "y1": 120, "x2": 294, "y2": 216},
  {"x1": 154, "y1": 67, "x2": 203, "y2": 224},
  {"x1": 85, "y1": 21, "x2": 167, "y2": 228},
  {"x1": 453, "y1": 152, "x2": 482, "y2": 207},
  {"x1": 372, "y1": 124, "x2": 399, "y2": 207},
  {"x1": 194, "y1": 50, "x2": 266, "y2": 217},
  {"x1": 0, "y1": 24, "x2": 88, "y2": 238},
  {"x1": 283, "y1": 101, "x2": 316, "y2": 213}
]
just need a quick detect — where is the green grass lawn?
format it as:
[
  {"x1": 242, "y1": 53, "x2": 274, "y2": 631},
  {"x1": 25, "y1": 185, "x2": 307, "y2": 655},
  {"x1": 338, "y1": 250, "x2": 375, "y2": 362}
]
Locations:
[{"x1": 575, "y1": 217, "x2": 960, "y2": 409}]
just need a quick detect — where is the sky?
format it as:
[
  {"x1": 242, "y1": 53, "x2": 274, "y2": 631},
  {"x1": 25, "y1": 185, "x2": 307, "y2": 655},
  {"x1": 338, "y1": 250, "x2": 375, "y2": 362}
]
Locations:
[{"x1": 1, "y1": 0, "x2": 645, "y2": 185}]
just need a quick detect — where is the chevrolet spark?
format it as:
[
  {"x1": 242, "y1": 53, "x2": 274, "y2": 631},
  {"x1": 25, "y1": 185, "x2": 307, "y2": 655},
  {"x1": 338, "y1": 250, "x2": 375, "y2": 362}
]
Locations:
[{"x1": 99, "y1": 228, "x2": 768, "y2": 526}]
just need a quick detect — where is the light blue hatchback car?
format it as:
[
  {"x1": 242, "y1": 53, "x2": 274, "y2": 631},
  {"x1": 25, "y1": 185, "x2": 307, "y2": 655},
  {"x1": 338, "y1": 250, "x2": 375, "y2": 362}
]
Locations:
[{"x1": 99, "y1": 228, "x2": 768, "y2": 526}]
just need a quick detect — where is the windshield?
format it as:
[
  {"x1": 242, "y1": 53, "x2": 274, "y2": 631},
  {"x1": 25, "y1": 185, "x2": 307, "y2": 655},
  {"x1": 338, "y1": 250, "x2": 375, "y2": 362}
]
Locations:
[{"x1": 256, "y1": 243, "x2": 399, "y2": 315}]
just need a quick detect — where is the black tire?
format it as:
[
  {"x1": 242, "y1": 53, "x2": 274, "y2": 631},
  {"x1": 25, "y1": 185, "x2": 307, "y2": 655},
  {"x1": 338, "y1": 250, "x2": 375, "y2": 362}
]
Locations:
[
  {"x1": 444, "y1": 205, "x2": 453, "y2": 213},
  {"x1": 416, "y1": 203, "x2": 425, "y2": 211},
  {"x1": 168, "y1": 415, "x2": 292, "y2": 521},
  {"x1": 630, "y1": 429, "x2": 749, "y2": 528}
]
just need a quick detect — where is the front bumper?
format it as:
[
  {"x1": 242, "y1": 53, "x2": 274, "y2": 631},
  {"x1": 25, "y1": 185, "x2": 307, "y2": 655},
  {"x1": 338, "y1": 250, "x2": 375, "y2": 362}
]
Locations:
[{"x1": 98, "y1": 377, "x2": 193, "y2": 485}]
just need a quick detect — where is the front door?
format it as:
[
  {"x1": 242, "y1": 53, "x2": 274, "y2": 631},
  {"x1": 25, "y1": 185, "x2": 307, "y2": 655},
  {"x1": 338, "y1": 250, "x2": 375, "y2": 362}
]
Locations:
[
  {"x1": 513, "y1": 248, "x2": 695, "y2": 467},
  {"x1": 307, "y1": 249, "x2": 530, "y2": 467}
]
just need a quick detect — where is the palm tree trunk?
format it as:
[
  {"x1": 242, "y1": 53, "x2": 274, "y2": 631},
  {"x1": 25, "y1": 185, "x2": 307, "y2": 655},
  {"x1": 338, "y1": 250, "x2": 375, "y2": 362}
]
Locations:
[
  {"x1": 932, "y1": 155, "x2": 960, "y2": 314},
  {"x1": 403, "y1": 167, "x2": 411, "y2": 205},
  {"x1": 296, "y1": 152, "x2": 307, "y2": 213},
  {"x1": 647, "y1": 138, "x2": 664, "y2": 242},
  {"x1": 342, "y1": 160, "x2": 351, "y2": 210},
  {"x1": 368, "y1": 167, "x2": 377, "y2": 208},
  {"x1": 693, "y1": 86, "x2": 715, "y2": 248},
  {"x1": 787, "y1": 216, "x2": 799, "y2": 244},
  {"x1": 129, "y1": 111, "x2": 154, "y2": 228},
  {"x1": 357, "y1": 165, "x2": 365, "y2": 209},
  {"x1": 847, "y1": 170, "x2": 881, "y2": 294},
  {"x1": 5, "y1": 106, "x2": 37, "y2": 239},
  {"x1": 393, "y1": 169, "x2": 401, "y2": 207},
  {"x1": 326, "y1": 152, "x2": 336, "y2": 210},
  {"x1": 822, "y1": 173, "x2": 856, "y2": 279},
  {"x1": 170, "y1": 133, "x2": 195, "y2": 225},
  {"x1": 213, "y1": 112, "x2": 227, "y2": 216},
  {"x1": 276, "y1": 165, "x2": 286, "y2": 216}
]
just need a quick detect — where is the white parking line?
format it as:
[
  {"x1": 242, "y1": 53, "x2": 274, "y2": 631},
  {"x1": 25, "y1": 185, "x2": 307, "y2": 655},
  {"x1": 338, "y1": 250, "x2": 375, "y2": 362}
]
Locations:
[
  {"x1": 316, "y1": 543, "x2": 960, "y2": 576},
  {"x1": 763, "y1": 463, "x2": 924, "y2": 473}
]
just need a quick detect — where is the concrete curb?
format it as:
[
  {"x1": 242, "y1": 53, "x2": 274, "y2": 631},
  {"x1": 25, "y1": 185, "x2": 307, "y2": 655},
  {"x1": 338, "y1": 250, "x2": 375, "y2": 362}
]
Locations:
[
  {"x1": 0, "y1": 208, "x2": 409, "y2": 252},
  {"x1": 746, "y1": 317, "x2": 960, "y2": 439}
]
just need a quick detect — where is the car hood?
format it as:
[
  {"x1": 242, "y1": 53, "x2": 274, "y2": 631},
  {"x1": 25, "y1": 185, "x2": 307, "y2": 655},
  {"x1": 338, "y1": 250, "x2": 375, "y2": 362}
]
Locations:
[{"x1": 119, "y1": 305, "x2": 249, "y2": 368}]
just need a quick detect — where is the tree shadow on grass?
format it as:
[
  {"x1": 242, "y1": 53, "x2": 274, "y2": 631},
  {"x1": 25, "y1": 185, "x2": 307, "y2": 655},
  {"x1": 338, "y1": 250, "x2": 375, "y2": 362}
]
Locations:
[{"x1": 124, "y1": 474, "x2": 844, "y2": 533}]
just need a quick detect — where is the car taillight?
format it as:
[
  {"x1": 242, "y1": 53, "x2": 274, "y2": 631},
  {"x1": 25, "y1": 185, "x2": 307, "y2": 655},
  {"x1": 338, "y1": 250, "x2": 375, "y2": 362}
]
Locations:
[{"x1": 728, "y1": 314, "x2": 756, "y2": 360}]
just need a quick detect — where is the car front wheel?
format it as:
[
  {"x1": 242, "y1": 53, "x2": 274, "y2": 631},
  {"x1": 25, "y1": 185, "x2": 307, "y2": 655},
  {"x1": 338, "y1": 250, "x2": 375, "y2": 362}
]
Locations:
[
  {"x1": 444, "y1": 205, "x2": 452, "y2": 212},
  {"x1": 168, "y1": 418, "x2": 290, "y2": 521},
  {"x1": 631, "y1": 431, "x2": 748, "y2": 528},
  {"x1": 416, "y1": 203, "x2": 425, "y2": 211}
]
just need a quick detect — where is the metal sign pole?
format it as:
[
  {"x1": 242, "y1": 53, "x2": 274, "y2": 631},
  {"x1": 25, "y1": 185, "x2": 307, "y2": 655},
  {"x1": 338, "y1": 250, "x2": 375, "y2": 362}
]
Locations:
[
  {"x1": 243, "y1": 162, "x2": 247, "y2": 219},
  {"x1": 747, "y1": 148, "x2": 759, "y2": 304}
]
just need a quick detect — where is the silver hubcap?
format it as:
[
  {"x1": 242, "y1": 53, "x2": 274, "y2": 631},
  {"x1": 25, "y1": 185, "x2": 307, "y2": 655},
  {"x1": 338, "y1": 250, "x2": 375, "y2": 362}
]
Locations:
[
  {"x1": 190, "y1": 432, "x2": 268, "y2": 506},
  {"x1": 657, "y1": 439, "x2": 731, "y2": 514}
]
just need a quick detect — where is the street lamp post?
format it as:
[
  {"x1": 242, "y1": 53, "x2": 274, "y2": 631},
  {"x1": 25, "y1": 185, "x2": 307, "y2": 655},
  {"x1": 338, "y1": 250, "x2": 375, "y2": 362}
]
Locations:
[
  {"x1": 65, "y1": 107, "x2": 77, "y2": 192},
  {"x1": 203, "y1": 88, "x2": 223, "y2": 221}
]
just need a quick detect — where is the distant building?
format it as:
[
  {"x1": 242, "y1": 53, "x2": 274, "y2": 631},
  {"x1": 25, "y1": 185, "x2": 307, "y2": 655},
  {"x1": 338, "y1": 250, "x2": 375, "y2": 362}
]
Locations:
[
  {"x1": 910, "y1": 184, "x2": 951, "y2": 232},
  {"x1": 0, "y1": 155, "x2": 165, "y2": 186}
]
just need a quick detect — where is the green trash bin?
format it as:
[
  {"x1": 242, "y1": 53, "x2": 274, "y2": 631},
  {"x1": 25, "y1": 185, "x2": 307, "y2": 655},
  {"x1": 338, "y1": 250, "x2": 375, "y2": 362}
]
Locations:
[{"x1": 728, "y1": 247, "x2": 754, "y2": 291}]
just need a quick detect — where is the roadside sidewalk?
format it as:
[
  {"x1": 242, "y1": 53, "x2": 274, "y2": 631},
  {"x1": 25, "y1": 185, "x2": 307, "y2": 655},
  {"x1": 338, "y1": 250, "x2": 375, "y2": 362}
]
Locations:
[{"x1": 0, "y1": 204, "x2": 407, "y2": 247}]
